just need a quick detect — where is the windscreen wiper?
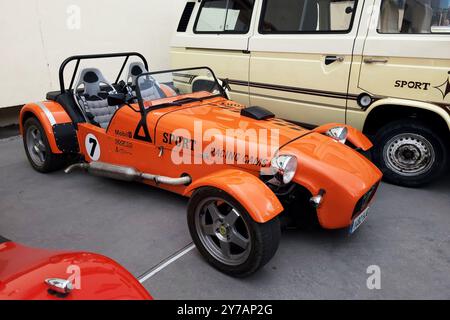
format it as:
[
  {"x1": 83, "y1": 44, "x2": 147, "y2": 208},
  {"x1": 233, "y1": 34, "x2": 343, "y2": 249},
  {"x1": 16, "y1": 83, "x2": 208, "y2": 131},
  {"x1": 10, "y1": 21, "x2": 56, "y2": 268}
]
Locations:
[
  {"x1": 149, "y1": 96, "x2": 206, "y2": 110},
  {"x1": 172, "y1": 97, "x2": 204, "y2": 104}
]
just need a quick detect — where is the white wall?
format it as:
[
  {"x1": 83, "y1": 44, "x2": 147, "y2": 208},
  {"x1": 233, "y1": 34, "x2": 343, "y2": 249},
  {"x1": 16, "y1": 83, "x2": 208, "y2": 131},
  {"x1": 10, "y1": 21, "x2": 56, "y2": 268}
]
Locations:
[{"x1": 0, "y1": 0, "x2": 186, "y2": 108}]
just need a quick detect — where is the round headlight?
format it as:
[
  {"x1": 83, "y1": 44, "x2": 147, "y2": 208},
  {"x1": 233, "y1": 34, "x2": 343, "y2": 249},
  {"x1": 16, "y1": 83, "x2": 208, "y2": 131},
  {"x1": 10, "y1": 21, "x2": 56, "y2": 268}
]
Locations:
[
  {"x1": 326, "y1": 126, "x2": 348, "y2": 144},
  {"x1": 271, "y1": 155, "x2": 297, "y2": 185}
]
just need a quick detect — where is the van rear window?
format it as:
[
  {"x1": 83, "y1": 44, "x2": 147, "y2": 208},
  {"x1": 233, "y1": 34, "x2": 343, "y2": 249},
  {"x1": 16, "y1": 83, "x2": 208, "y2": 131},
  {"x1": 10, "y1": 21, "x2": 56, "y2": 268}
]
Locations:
[
  {"x1": 259, "y1": 0, "x2": 358, "y2": 34},
  {"x1": 194, "y1": 0, "x2": 255, "y2": 34},
  {"x1": 378, "y1": 0, "x2": 450, "y2": 34}
]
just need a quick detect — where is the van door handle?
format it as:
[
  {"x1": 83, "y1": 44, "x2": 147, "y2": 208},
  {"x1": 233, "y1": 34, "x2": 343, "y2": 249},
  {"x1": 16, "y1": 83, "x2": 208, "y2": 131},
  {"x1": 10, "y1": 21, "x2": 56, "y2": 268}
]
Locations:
[
  {"x1": 325, "y1": 56, "x2": 344, "y2": 65},
  {"x1": 364, "y1": 58, "x2": 388, "y2": 64}
]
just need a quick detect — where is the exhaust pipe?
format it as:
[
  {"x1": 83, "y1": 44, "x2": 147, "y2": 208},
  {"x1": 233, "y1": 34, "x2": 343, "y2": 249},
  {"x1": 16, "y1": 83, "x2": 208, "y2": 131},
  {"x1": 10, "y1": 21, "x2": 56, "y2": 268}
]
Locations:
[{"x1": 65, "y1": 162, "x2": 191, "y2": 186}]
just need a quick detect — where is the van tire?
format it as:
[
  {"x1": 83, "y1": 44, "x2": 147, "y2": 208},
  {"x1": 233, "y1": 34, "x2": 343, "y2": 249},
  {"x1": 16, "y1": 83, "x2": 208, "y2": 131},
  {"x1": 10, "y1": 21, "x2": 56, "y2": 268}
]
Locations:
[{"x1": 372, "y1": 119, "x2": 448, "y2": 187}]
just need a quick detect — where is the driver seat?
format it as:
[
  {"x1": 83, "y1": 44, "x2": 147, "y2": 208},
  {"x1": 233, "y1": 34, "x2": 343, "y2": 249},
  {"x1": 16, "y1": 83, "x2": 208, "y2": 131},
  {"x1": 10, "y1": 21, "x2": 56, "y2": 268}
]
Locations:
[
  {"x1": 74, "y1": 68, "x2": 118, "y2": 128},
  {"x1": 127, "y1": 62, "x2": 177, "y2": 101}
]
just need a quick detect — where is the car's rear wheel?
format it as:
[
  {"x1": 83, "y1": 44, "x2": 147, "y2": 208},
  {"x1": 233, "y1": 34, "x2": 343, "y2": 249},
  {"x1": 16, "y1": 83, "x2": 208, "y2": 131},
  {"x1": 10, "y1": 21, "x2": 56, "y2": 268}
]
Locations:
[
  {"x1": 187, "y1": 187, "x2": 281, "y2": 278},
  {"x1": 23, "y1": 117, "x2": 68, "y2": 173},
  {"x1": 372, "y1": 119, "x2": 448, "y2": 187}
]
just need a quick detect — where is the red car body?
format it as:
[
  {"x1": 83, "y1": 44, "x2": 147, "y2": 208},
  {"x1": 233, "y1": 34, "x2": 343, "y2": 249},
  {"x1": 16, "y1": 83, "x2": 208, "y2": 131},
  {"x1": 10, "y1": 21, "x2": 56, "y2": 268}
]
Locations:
[{"x1": 0, "y1": 238, "x2": 152, "y2": 300}]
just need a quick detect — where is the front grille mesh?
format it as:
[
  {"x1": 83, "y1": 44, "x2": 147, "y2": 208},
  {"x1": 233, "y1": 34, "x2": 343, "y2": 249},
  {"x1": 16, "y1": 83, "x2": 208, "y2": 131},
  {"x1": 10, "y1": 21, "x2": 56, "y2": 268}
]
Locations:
[{"x1": 353, "y1": 183, "x2": 379, "y2": 218}]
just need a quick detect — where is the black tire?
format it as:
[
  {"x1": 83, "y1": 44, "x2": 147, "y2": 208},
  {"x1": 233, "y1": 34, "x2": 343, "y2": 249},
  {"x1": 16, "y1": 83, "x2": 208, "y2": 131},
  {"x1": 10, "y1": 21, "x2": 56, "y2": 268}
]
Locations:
[
  {"x1": 372, "y1": 119, "x2": 448, "y2": 187},
  {"x1": 187, "y1": 187, "x2": 281, "y2": 278},
  {"x1": 23, "y1": 117, "x2": 68, "y2": 173}
]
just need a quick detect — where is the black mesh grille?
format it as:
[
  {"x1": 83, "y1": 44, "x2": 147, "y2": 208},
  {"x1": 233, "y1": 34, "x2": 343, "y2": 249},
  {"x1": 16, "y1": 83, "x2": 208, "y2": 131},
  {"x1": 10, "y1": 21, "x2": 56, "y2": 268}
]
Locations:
[
  {"x1": 177, "y1": 2, "x2": 196, "y2": 32},
  {"x1": 353, "y1": 183, "x2": 379, "y2": 218}
]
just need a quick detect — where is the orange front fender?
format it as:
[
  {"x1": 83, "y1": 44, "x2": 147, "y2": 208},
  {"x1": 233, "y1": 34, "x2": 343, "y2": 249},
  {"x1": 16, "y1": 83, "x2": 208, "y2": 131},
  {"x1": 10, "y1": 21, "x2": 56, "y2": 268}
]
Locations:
[
  {"x1": 184, "y1": 169, "x2": 283, "y2": 223},
  {"x1": 313, "y1": 123, "x2": 373, "y2": 151},
  {"x1": 20, "y1": 102, "x2": 72, "y2": 154}
]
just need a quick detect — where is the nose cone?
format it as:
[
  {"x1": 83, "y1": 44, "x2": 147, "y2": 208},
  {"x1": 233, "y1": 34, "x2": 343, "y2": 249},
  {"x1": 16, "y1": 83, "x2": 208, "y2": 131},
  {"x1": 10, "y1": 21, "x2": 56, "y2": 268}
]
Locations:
[{"x1": 282, "y1": 132, "x2": 382, "y2": 195}]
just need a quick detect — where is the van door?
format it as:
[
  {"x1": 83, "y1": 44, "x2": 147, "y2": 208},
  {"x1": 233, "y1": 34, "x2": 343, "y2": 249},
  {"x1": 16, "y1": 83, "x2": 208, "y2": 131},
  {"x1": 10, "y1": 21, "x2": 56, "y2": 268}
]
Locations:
[
  {"x1": 171, "y1": 0, "x2": 258, "y2": 106},
  {"x1": 247, "y1": 0, "x2": 362, "y2": 126},
  {"x1": 358, "y1": 0, "x2": 450, "y2": 107}
]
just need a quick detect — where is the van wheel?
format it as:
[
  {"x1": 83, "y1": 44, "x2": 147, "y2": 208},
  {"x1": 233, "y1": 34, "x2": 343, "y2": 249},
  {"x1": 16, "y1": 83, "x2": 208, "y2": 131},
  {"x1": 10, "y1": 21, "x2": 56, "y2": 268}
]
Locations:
[
  {"x1": 372, "y1": 119, "x2": 448, "y2": 187},
  {"x1": 187, "y1": 187, "x2": 281, "y2": 278},
  {"x1": 23, "y1": 117, "x2": 68, "y2": 173}
]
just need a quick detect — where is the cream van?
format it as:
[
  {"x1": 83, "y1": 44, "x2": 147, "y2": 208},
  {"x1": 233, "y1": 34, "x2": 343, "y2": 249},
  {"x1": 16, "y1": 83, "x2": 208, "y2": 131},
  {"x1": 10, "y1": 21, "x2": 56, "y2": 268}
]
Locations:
[{"x1": 171, "y1": 0, "x2": 450, "y2": 187}]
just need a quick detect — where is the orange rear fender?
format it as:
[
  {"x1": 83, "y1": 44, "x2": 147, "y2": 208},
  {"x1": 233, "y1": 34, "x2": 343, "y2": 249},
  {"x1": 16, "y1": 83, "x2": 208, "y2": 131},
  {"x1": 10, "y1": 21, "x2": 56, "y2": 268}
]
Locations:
[
  {"x1": 184, "y1": 169, "x2": 284, "y2": 223},
  {"x1": 20, "y1": 102, "x2": 73, "y2": 154},
  {"x1": 313, "y1": 123, "x2": 373, "y2": 151}
]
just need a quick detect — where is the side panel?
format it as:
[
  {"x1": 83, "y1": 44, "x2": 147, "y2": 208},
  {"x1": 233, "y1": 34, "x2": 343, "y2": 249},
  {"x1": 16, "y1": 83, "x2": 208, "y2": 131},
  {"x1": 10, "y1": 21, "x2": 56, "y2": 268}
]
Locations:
[
  {"x1": 76, "y1": 123, "x2": 114, "y2": 163},
  {"x1": 184, "y1": 169, "x2": 284, "y2": 223},
  {"x1": 20, "y1": 101, "x2": 73, "y2": 154}
]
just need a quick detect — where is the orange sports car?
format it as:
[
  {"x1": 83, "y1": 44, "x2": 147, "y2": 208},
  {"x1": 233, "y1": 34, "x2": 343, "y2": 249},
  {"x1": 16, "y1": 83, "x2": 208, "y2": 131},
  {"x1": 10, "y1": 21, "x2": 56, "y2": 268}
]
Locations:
[{"x1": 20, "y1": 52, "x2": 382, "y2": 277}]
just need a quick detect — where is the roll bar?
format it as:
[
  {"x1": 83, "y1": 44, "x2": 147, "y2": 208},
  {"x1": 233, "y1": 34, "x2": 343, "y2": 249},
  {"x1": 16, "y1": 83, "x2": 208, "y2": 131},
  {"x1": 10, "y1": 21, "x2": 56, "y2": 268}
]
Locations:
[{"x1": 59, "y1": 52, "x2": 149, "y2": 93}]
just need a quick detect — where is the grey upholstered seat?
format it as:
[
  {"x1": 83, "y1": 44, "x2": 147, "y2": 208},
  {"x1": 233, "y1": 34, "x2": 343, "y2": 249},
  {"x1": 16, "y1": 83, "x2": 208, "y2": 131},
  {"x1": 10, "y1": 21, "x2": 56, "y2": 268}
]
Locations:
[
  {"x1": 127, "y1": 62, "x2": 167, "y2": 102},
  {"x1": 74, "y1": 68, "x2": 118, "y2": 129}
]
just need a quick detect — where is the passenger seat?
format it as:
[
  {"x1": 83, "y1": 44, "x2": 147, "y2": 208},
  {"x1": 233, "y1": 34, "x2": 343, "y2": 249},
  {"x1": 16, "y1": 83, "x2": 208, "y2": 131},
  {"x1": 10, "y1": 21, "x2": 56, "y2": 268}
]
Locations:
[{"x1": 74, "y1": 68, "x2": 118, "y2": 129}]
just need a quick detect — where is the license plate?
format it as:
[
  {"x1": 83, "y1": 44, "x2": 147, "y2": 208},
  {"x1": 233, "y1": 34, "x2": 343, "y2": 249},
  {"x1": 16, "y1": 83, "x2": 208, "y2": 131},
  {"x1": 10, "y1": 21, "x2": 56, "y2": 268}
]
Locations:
[{"x1": 349, "y1": 207, "x2": 370, "y2": 234}]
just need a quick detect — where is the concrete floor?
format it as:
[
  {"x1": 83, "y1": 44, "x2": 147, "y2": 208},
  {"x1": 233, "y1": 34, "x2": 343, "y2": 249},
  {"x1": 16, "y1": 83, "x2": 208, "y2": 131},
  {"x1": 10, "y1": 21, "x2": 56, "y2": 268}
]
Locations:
[{"x1": 0, "y1": 136, "x2": 449, "y2": 299}]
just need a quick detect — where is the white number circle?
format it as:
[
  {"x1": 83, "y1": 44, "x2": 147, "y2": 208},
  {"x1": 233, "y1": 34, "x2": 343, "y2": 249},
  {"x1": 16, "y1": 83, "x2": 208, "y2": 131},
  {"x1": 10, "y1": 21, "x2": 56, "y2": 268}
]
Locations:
[{"x1": 85, "y1": 134, "x2": 101, "y2": 161}]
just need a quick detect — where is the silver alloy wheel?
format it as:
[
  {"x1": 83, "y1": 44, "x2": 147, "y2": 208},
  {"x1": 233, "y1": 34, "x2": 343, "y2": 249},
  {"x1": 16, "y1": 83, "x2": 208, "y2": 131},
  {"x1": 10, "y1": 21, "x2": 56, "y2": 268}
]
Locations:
[
  {"x1": 383, "y1": 133, "x2": 435, "y2": 177},
  {"x1": 26, "y1": 125, "x2": 47, "y2": 167},
  {"x1": 194, "y1": 197, "x2": 251, "y2": 266}
]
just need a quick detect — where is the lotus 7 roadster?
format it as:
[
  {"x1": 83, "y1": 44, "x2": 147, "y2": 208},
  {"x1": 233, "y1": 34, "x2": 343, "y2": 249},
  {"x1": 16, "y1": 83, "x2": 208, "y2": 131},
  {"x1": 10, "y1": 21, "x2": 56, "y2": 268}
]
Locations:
[{"x1": 20, "y1": 52, "x2": 382, "y2": 277}]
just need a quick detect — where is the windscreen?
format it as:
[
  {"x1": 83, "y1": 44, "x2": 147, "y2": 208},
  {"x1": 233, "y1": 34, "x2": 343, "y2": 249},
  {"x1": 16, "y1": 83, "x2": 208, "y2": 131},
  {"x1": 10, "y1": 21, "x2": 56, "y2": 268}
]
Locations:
[{"x1": 136, "y1": 67, "x2": 223, "y2": 108}]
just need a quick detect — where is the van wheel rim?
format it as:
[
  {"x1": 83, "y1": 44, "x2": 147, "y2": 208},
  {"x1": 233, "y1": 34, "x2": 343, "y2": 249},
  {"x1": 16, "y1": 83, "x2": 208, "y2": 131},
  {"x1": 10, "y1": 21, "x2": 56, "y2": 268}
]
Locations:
[
  {"x1": 195, "y1": 197, "x2": 251, "y2": 266},
  {"x1": 26, "y1": 125, "x2": 46, "y2": 166},
  {"x1": 383, "y1": 133, "x2": 435, "y2": 177}
]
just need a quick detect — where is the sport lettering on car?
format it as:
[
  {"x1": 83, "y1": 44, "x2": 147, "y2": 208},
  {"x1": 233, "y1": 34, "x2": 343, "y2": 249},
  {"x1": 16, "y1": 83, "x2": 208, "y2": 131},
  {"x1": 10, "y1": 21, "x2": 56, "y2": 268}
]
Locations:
[{"x1": 163, "y1": 132, "x2": 197, "y2": 151}]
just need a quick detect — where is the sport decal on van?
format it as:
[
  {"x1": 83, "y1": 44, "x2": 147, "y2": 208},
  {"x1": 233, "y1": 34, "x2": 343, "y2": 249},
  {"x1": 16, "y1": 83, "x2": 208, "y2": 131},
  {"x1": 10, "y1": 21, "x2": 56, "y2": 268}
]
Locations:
[
  {"x1": 394, "y1": 80, "x2": 431, "y2": 91},
  {"x1": 434, "y1": 72, "x2": 450, "y2": 100},
  {"x1": 394, "y1": 72, "x2": 450, "y2": 100}
]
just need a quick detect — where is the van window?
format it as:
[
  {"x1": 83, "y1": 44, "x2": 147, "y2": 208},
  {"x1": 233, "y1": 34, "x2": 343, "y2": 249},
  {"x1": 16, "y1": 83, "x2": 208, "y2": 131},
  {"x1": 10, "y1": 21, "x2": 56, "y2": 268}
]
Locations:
[
  {"x1": 378, "y1": 0, "x2": 450, "y2": 34},
  {"x1": 194, "y1": 0, "x2": 255, "y2": 33},
  {"x1": 259, "y1": 0, "x2": 357, "y2": 34}
]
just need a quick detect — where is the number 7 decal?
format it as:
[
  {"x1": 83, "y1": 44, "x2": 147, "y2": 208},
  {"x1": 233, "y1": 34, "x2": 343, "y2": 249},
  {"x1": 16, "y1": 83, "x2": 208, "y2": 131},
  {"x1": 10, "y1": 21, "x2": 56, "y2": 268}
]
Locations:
[{"x1": 85, "y1": 134, "x2": 101, "y2": 161}]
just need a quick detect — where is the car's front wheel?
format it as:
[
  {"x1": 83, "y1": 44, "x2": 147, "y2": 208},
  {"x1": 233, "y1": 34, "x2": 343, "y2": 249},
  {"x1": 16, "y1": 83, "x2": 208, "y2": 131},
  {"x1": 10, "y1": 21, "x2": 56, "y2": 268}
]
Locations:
[
  {"x1": 372, "y1": 119, "x2": 448, "y2": 187},
  {"x1": 187, "y1": 187, "x2": 281, "y2": 278},
  {"x1": 23, "y1": 117, "x2": 68, "y2": 173}
]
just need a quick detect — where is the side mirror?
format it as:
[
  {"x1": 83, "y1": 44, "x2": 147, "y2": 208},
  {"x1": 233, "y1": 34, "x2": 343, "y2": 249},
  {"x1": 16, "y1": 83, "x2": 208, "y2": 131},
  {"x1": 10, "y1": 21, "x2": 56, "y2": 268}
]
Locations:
[{"x1": 108, "y1": 93, "x2": 126, "y2": 106}]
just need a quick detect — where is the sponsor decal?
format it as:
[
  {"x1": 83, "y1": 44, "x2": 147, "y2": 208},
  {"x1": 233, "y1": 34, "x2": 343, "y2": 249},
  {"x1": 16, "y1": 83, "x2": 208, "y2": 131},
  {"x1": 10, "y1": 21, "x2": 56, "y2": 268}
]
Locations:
[
  {"x1": 114, "y1": 129, "x2": 133, "y2": 139},
  {"x1": 114, "y1": 138, "x2": 133, "y2": 155},
  {"x1": 164, "y1": 121, "x2": 279, "y2": 167}
]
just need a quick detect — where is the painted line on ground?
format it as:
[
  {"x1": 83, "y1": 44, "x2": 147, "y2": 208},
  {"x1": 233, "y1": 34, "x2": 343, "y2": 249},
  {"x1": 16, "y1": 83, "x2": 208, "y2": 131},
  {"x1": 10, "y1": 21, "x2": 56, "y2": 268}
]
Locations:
[{"x1": 138, "y1": 243, "x2": 196, "y2": 284}]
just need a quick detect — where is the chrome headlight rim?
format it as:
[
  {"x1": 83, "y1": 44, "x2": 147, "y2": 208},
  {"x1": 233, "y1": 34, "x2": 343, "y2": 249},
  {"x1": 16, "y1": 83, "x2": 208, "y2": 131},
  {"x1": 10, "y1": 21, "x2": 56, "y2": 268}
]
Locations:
[
  {"x1": 270, "y1": 154, "x2": 298, "y2": 185},
  {"x1": 326, "y1": 126, "x2": 348, "y2": 144}
]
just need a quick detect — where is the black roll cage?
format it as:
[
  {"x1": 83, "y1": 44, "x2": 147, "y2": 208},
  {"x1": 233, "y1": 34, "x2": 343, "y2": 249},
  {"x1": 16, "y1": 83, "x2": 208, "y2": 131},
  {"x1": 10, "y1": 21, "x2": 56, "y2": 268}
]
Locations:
[{"x1": 59, "y1": 52, "x2": 149, "y2": 94}]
